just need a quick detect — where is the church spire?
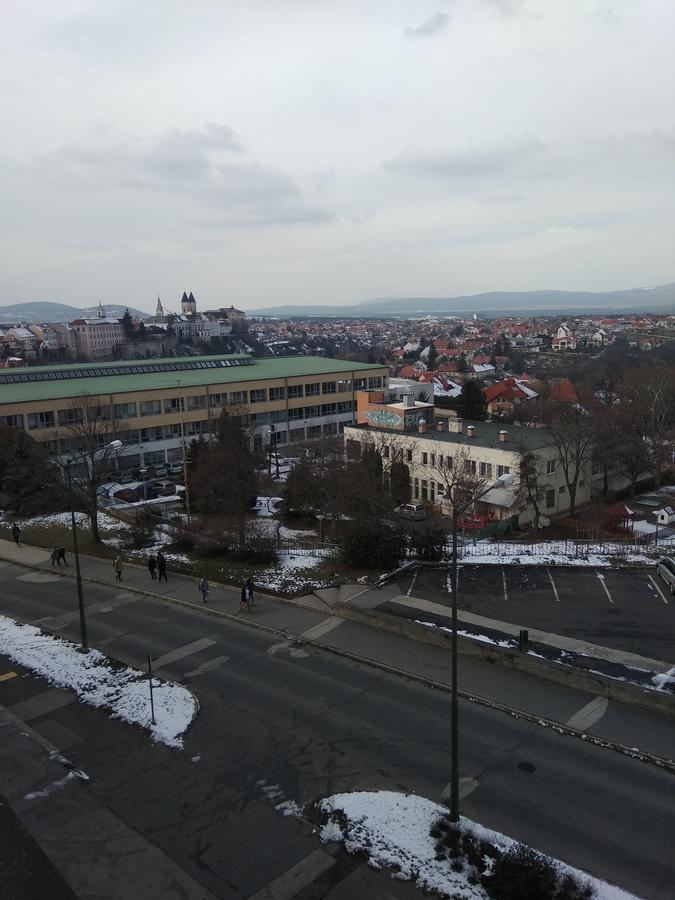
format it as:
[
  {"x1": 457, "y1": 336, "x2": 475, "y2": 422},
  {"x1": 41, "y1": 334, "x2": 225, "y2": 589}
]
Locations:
[
  {"x1": 155, "y1": 294, "x2": 164, "y2": 317},
  {"x1": 97, "y1": 299, "x2": 104, "y2": 318}
]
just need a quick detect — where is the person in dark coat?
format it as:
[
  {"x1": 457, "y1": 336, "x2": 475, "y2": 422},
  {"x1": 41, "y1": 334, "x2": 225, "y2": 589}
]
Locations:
[
  {"x1": 245, "y1": 578, "x2": 255, "y2": 607},
  {"x1": 240, "y1": 583, "x2": 248, "y2": 612},
  {"x1": 51, "y1": 547, "x2": 60, "y2": 566},
  {"x1": 198, "y1": 575, "x2": 209, "y2": 604},
  {"x1": 148, "y1": 554, "x2": 157, "y2": 580},
  {"x1": 11, "y1": 524, "x2": 21, "y2": 547},
  {"x1": 157, "y1": 552, "x2": 168, "y2": 582},
  {"x1": 57, "y1": 546, "x2": 68, "y2": 566}
]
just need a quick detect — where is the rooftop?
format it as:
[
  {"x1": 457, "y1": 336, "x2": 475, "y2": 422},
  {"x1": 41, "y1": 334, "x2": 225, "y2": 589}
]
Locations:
[
  {"x1": 0, "y1": 355, "x2": 386, "y2": 405},
  {"x1": 347, "y1": 420, "x2": 554, "y2": 451}
]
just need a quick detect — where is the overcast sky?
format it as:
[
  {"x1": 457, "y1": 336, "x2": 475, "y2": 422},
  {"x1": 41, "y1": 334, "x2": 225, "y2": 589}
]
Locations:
[{"x1": 1, "y1": 1, "x2": 674, "y2": 313}]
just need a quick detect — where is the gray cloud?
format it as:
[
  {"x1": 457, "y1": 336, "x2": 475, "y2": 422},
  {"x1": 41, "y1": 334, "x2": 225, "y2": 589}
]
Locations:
[
  {"x1": 39, "y1": 124, "x2": 330, "y2": 227},
  {"x1": 384, "y1": 136, "x2": 546, "y2": 178},
  {"x1": 404, "y1": 11, "x2": 449, "y2": 38}
]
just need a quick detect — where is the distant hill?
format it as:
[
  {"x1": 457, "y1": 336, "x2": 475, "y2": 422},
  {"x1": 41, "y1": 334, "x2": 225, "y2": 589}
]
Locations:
[
  {"x1": 0, "y1": 301, "x2": 148, "y2": 322},
  {"x1": 249, "y1": 283, "x2": 675, "y2": 318}
]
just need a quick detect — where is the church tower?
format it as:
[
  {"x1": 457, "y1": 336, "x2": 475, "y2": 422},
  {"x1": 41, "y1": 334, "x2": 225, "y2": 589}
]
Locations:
[
  {"x1": 155, "y1": 295, "x2": 165, "y2": 317},
  {"x1": 181, "y1": 291, "x2": 197, "y2": 317}
]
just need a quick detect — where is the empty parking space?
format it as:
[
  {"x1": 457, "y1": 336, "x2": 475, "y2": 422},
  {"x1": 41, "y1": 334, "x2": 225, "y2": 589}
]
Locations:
[{"x1": 401, "y1": 565, "x2": 675, "y2": 660}]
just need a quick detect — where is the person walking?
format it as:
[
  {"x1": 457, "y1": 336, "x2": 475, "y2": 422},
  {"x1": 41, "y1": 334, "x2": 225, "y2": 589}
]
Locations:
[
  {"x1": 11, "y1": 523, "x2": 21, "y2": 547},
  {"x1": 113, "y1": 555, "x2": 123, "y2": 581},
  {"x1": 147, "y1": 554, "x2": 157, "y2": 580},
  {"x1": 51, "y1": 547, "x2": 60, "y2": 567},
  {"x1": 240, "y1": 583, "x2": 248, "y2": 613},
  {"x1": 198, "y1": 575, "x2": 209, "y2": 604},
  {"x1": 157, "y1": 552, "x2": 168, "y2": 582},
  {"x1": 57, "y1": 546, "x2": 68, "y2": 566},
  {"x1": 245, "y1": 578, "x2": 255, "y2": 608}
]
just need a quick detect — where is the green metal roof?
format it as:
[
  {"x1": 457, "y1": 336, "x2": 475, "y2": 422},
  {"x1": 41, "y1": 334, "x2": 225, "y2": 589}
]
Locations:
[
  {"x1": 0, "y1": 356, "x2": 387, "y2": 405},
  {"x1": 348, "y1": 420, "x2": 553, "y2": 451}
]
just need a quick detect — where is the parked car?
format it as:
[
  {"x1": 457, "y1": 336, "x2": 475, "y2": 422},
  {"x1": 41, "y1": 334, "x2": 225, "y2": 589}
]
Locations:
[
  {"x1": 113, "y1": 487, "x2": 141, "y2": 503},
  {"x1": 118, "y1": 472, "x2": 135, "y2": 484},
  {"x1": 154, "y1": 466, "x2": 169, "y2": 477},
  {"x1": 395, "y1": 503, "x2": 426, "y2": 521},
  {"x1": 153, "y1": 480, "x2": 176, "y2": 497},
  {"x1": 655, "y1": 557, "x2": 675, "y2": 594},
  {"x1": 168, "y1": 463, "x2": 183, "y2": 475},
  {"x1": 136, "y1": 466, "x2": 156, "y2": 480}
]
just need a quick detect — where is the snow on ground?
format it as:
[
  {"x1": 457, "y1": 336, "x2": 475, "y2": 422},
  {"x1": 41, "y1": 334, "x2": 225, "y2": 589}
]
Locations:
[
  {"x1": 318, "y1": 791, "x2": 639, "y2": 900},
  {"x1": 459, "y1": 540, "x2": 656, "y2": 568},
  {"x1": 11, "y1": 510, "x2": 128, "y2": 536},
  {"x1": 253, "y1": 496, "x2": 284, "y2": 517},
  {"x1": 254, "y1": 550, "x2": 332, "y2": 594},
  {"x1": 0, "y1": 614, "x2": 197, "y2": 749}
]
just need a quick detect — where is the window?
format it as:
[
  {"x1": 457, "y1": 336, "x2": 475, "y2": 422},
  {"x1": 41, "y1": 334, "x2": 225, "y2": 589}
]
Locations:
[
  {"x1": 1, "y1": 414, "x2": 24, "y2": 429},
  {"x1": 164, "y1": 397, "x2": 184, "y2": 413},
  {"x1": 209, "y1": 393, "x2": 226, "y2": 408},
  {"x1": 422, "y1": 452, "x2": 428, "y2": 465},
  {"x1": 290, "y1": 427, "x2": 305, "y2": 443},
  {"x1": 430, "y1": 453, "x2": 435, "y2": 466},
  {"x1": 250, "y1": 389, "x2": 267, "y2": 403},
  {"x1": 479, "y1": 462, "x2": 493, "y2": 478},
  {"x1": 368, "y1": 376, "x2": 383, "y2": 389},
  {"x1": 248, "y1": 411, "x2": 270, "y2": 426},
  {"x1": 187, "y1": 395, "x2": 206, "y2": 411},
  {"x1": 288, "y1": 385, "x2": 303, "y2": 399},
  {"x1": 114, "y1": 402, "x2": 137, "y2": 420},
  {"x1": 413, "y1": 478, "x2": 420, "y2": 499},
  {"x1": 289, "y1": 407, "x2": 305, "y2": 421},
  {"x1": 269, "y1": 386, "x2": 286, "y2": 402},
  {"x1": 230, "y1": 390, "x2": 247, "y2": 404},
  {"x1": 305, "y1": 405, "x2": 321, "y2": 418},
  {"x1": 57, "y1": 408, "x2": 83, "y2": 426},
  {"x1": 140, "y1": 399, "x2": 161, "y2": 417},
  {"x1": 305, "y1": 383, "x2": 320, "y2": 396},
  {"x1": 497, "y1": 465, "x2": 510, "y2": 477},
  {"x1": 270, "y1": 410, "x2": 287, "y2": 424},
  {"x1": 337, "y1": 400, "x2": 354, "y2": 415},
  {"x1": 406, "y1": 449, "x2": 413, "y2": 463},
  {"x1": 28, "y1": 411, "x2": 55, "y2": 430},
  {"x1": 559, "y1": 485, "x2": 566, "y2": 494},
  {"x1": 307, "y1": 424, "x2": 322, "y2": 438},
  {"x1": 337, "y1": 379, "x2": 352, "y2": 393},
  {"x1": 322, "y1": 381, "x2": 336, "y2": 394},
  {"x1": 354, "y1": 378, "x2": 367, "y2": 391},
  {"x1": 323, "y1": 423, "x2": 337, "y2": 435},
  {"x1": 421, "y1": 479, "x2": 428, "y2": 501},
  {"x1": 546, "y1": 460, "x2": 556, "y2": 475},
  {"x1": 546, "y1": 489, "x2": 555, "y2": 508},
  {"x1": 465, "y1": 459, "x2": 477, "y2": 474},
  {"x1": 321, "y1": 403, "x2": 337, "y2": 416}
]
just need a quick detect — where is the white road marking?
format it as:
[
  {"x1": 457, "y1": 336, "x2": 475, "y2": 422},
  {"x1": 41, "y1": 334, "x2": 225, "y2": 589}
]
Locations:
[
  {"x1": 501, "y1": 567, "x2": 508, "y2": 603},
  {"x1": 596, "y1": 570, "x2": 613, "y2": 604},
  {"x1": 565, "y1": 697, "x2": 609, "y2": 731},
  {"x1": 442, "y1": 777, "x2": 479, "y2": 802},
  {"x1": 247, "y1": 848, "x2": 336, "y2": 900},
  {"x1": 546, "y1": 568, "x2": 560, "y2": 602},
  {"x1": 407, "y1": 569, "x2": 418, "y2": 597},
  {"x1": 183, "y1": 656, "x2": 229, "y2": 679},
  {"x1": 152, "y1": 638, "x2": 215, "y2": 669},
  {"x1": 300, "y1": 617, "x2": 344, "y2": 641},
  {"x1": 36, "y1": 592, "x2": 140, "y2": 627},
  {"x1": 648, "y1": 574, "x2": 669, "y2": 604}
]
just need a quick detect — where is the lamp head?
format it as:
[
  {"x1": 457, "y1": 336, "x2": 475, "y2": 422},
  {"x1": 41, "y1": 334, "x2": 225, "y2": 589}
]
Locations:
[
  {"x1": 107, "y1": 440, "x2": 123, "y2": 451},
  {"x1": 496, "y1": 473, "x2": 514, "y2": 487}
]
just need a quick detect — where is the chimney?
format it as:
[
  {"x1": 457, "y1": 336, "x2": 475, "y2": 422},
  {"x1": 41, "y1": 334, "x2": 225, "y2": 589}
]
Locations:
[
  {"x1": 418, "y1": 419, "x2": 427, "y2": 433},
  {"x1": 499, "y1": 429, "x2": 509, "y2": 442},
  {"x1": 404, "y1": 393, "x2": 415, "y2": 408},
  {"x1": 466, "y1": 424, "x2": 475, "y2": 438},
  {"x1": 436, "y1": 420, "x2": 446, "y2": 432},
  {"x1": 446, "y1": 416, "x2": 463, "y2": 434}
]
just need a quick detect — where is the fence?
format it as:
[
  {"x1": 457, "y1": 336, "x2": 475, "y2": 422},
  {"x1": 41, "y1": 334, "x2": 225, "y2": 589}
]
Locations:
[{"x1": 456, "y1": 537, "x2": 674, "y2": 561}]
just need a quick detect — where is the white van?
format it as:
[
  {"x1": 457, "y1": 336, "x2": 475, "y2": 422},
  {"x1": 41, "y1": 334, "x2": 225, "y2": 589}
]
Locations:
[
  {"x1": 395, "y1": 503, "x2": 426, "y2": 521},
  {"x1": 655, "y1": 557, "x2": 675, "y2": 594}
]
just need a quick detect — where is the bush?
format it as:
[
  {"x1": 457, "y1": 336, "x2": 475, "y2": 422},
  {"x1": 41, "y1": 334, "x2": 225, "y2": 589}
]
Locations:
[
  {"x1": 340, "y1": 523, "x2": 407, "y2": 569},
  {"x1": 412, "y1": 524, "x2": 446, "y2": 561},
  {"x1": 485, "y1": 845, "x2": 557, "y2": 900}
]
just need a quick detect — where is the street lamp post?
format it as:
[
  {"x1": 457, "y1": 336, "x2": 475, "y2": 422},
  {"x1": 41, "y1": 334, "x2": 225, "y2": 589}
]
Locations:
[
  {"x1": 449, "y1": 472, "x2": 514, "y2": 822},
  {"x1": 66, "y1": 440, "x2": 123, "y2": 651}
]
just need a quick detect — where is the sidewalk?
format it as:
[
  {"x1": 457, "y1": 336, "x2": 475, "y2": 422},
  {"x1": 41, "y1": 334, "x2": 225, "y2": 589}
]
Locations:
[{"x1": 1, "y1": 538, "x2": 674, "y2": 766}]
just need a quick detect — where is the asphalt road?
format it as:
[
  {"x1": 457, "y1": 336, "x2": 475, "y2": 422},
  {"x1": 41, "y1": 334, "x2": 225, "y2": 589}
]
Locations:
[
  {"x1": 400, "y1": 564, "x2": 675, "y2": 660},
  {"x1": 1, "y1": 563, "x2": 674, "y2": 899}
]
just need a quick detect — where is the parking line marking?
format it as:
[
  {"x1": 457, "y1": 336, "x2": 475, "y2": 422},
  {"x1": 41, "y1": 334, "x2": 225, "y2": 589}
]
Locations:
[
  {"x1": 300, "y1": 618, "x2": 344, "y2": 641},
  {"x1": 546, "y1": 568, "x2": 560, "y2": 602},
  {"x1": 566, "y1": 697, "x2": 609, "y2": 731},
  {"x1": 501, "y1": 567, "x2": 508, "y2": 603},
  {"x1": 152, "y1": 638, "x2": 216, "y2": 669},
  {"x1": 596, "y1": 571, "x2": 613, "y2": 604},
  {"x1": 407, "y1": 569, "x2": 418, "y2": 597},
  {"x1": 648, "y1": 574, "x2": 669, "y2": 605},
  {"x1": 0, "y1": 671, "x2": 17, "y2": 682}
]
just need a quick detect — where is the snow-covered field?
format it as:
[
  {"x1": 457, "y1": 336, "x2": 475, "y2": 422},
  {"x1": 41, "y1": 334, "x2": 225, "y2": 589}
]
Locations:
[
  {"x1": 317, "y1": 791, "x2": 638, "y2": 900},
  {"x1": 0, "y1": 614, "x2": 197, "y2": 749},
  {"x1": 458, "y1": 540, "x2": 658, "y2": 567},
  {"x1": 255, "y1": 550, "x2": 333, "y2": 594}
]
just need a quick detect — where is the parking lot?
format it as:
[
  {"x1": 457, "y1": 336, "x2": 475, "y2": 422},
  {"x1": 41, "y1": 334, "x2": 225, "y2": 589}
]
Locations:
[{"x1": 395, "y1": 564, "x2": 674, "y2": 662}]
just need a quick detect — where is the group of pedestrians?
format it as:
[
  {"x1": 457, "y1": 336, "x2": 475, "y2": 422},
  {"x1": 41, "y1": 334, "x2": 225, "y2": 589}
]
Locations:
[
  {"x1": 146, "y1": 552, "x2": 168, "y2": 582},
  {"x1": 196, "y1": 575, "x2": 255, "y2": 611}
]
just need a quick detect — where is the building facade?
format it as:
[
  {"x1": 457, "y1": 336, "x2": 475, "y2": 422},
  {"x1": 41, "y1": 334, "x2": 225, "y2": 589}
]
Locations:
[
  {"x1": 345, "y1": 401, "x2": 592, "y2": 526},
  {"x1": 71, "y1": 318, "x2": 125, "y2": 360},
  {"x1": 0, "y1": 354, "x2": 388, "y2": 471}
]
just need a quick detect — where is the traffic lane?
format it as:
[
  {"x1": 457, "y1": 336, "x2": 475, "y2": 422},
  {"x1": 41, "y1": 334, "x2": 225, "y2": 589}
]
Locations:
[{"x1": 72, "y1": 631, "x2": 675, "y2": 900}]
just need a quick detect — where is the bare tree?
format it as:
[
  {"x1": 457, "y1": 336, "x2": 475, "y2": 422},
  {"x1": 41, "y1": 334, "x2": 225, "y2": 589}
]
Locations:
[
  {"x1": 628, "y1": 365, "x2": 674, "y2": 488},
  {"x1": 543, "y1": 401, "x2": 594, "y2": 517},
  {"x1": 58, "y1": 395, "x2": 122, "y2": 542},
  {"x1": 432, "y1": 443, "x2": 491, "y2": 515},
  {"x1": 515, "y1": 440, "x2": 547, "y2": 530}
]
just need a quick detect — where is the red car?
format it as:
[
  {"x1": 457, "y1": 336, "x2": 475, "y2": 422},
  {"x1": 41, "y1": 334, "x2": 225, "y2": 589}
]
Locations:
[{"x1": 113, "y1": 487, "x2": 141, "y2": 503}]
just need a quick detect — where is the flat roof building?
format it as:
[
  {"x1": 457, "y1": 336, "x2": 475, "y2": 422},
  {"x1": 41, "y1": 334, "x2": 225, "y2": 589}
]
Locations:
[{"x1": 0, "y1": 354, "x2": 388, "y2": 471}]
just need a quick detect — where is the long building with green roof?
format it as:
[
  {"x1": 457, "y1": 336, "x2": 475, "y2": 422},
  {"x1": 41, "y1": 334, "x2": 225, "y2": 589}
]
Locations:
[{"x1": 0, "y1": 353, "x2": 388, "y2": 469}]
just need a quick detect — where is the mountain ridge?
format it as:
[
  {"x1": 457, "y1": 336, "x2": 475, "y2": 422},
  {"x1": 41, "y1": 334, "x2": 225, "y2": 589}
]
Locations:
[{"x1": 0, "y1": 301, "x2": 148, "y2": 322}]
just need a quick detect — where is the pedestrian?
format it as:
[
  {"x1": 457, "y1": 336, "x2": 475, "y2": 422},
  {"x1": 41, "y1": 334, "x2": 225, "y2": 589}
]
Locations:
[
  {"x1": 57, "y1": 546, "x2": 68, "y2": 566},
  {"x1": 157, "y1": 552, "x2": 168, "y2": 582},
  {"x1": 51, "y1": 547, "x2": 60, "y2": 567},
  {"x1": 11, "y1": 523, "x2": 21, "y2": 547},
  {"x1": 240, "y1": 583, "x2": 248, "y2": 613},
  {"x1": 113, "y1": 555, "x2": 123, "y2": 581},
  {"x1": 245, "y1": 578, "x2": 255, "y2": 608},
  {"x1": 198, "y1": 575, "x2": 209, "y2": 604},
  {"x1": 147, "y1": 554, "x2": 157, "y2": 580}
]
